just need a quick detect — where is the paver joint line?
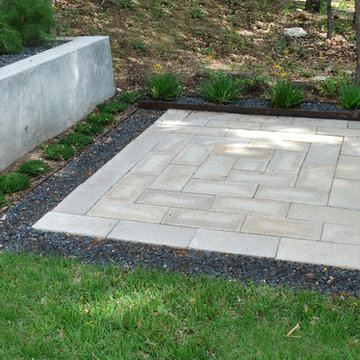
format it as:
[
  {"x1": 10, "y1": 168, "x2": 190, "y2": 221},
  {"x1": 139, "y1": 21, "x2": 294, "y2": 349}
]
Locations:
[{"x1": 33, "y1": 110, "x2": 360, "y2": 270}]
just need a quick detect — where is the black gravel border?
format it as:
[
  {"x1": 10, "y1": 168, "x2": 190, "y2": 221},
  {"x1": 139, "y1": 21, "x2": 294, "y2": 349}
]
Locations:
[{"x1": 1, "y1": 109, "x2": 359, "y2": 297}]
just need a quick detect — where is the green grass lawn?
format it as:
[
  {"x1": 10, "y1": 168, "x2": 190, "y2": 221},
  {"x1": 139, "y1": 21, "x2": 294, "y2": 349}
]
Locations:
[{"x1": 0, "y1": 252, "x2": 359, "y2": 359}]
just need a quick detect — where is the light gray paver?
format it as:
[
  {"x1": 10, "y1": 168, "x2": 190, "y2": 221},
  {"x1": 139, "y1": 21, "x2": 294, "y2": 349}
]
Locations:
[
  {"x1": 155, "y1": 109, "x2": 190, "y2": 125},
  {"x1": 228, "y1": 170, "x2": 297, "y2": 186},
  {"x1": 276, "y1": 238, "x2": 360, "y2": 269},
  {"x1": 322, "y1": 223, "x2": 360, "y2": 246},
  {"x1": 211, "y1": 196, "x2": 289, "y2": 218},
  {"x1": 293, "y1": 117, "x2": 347, "y2": 128},
  {"x1": 317, "y1": 127, "x2": 360, "y2": 137},
  {"x1": 87, "y1": 200, "x2": 169, "y2": 223},
  {"x1": 33, "y1": 212, "x2": 118, "y2": 237},
  {"x1": 296, "y1": 165, "x2": 335, "y2": 191},
  {"x1": 341, "y1": 137, "x2": 360, "y2": 156},
  {"x1": 183, "y1": 179, "x2": 257, "y2": 197},
  {"x1": 249, "y1": 139, "x2": 309, "y2": 152},
  {"x1": 304, "y1": 143, "x2": 341, "y2": 167},
  {"x1": 136, "y1": 190, "x2": 214, "y2": 210},
  {"x1": 267, "y1": 151, "x2": 305, "y2": 174},
  {"x1": 260, "y1": 123, "x2": 316, "y2": 134},
  {"x1": 206, "y1": 119, "x2": 262, "y2": 129},
  {"x1": 234, "y1": 158, "x2": 270, "y2": 171},
  {"x1": 288, "y1": 203, "x2": 360, "y2": 225},
  {"x1": 108, "y1": 220, "x2": 196, "y2": 248},
  {"x1": 149, "y1": 165, "x2": 197, "y2": 191},
  {"x1": 256, "y1": 186, "x2": 328, "y2": 205},
  {"x1": 194, "y1": 155, "x2": 237, "y2": 180},
  {"x1": 152, "y1": 134, "x2": 192, "y2": 153},
  {"x1": 132, "y1": 153, "x2": 174, "y2": 175},
  {"x1": 164, "y1": 208, "x2": 245, "y2": 231},
  {"x1": 335, "y1": 155, "x2": 360, "y2": 180},
  {"x1": 173, "y1": 125, "x2": 229, "y2": 137},
  {"x1": 189, "y1": 229, "x2": 279, "y2": 258},
  {"x1": 329, "y1": 178, "x2": 360, "y2": 210},
  {"x1": 242, "y1": 216, "x2": 322, "y2": 240},
  {"x1": 172, "y1": 143, "x2": 214, "y2": 166}
]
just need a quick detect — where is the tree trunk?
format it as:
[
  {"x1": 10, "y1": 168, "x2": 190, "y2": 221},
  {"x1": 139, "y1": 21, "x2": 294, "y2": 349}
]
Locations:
[
  {"x1": 327, "y1": 0, "x2": 332, "y2": 39},
  {"x1": 355, "y1": 0, "x2": 360, "y2": 85},
  {"x1": 305, "y1": 0, "x2": 320, "y2": 12}
]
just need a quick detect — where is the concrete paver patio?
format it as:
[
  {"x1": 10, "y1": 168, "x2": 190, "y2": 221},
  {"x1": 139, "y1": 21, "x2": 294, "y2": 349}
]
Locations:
[{"x1": 34, "y1": 110, "x2": 360, "y2": 269}]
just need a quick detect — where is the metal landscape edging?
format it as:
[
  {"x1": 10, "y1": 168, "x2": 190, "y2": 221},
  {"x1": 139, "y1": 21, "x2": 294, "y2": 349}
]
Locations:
[{"x1": 139, "y1": 100, "x2": 360, "y2": 121}]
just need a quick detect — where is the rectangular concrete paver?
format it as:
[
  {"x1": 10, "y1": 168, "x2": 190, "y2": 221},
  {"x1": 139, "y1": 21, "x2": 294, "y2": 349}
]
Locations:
[
  {"x1": 189, "y1": 229, "x2": 279, "y2": 258},
  {"x1": 256, "y1": 186, "x2": 328, "y2": 205},
  {"x1": 136, "y1": 189, "x2": 214, "y2": 210},
  {"x1": 267, "y1": 151, "x2": 305, "y2": 174},
  {"x1": 276, "y1": 238, "x2": 360, "y2": 269},
  {"x1": 228, "y1": 170, "x2": 297, "y2": 186},
  {"x1": 194, "y1": 155, "x2": 237, "y2": 180},
  {"x1": 206, "y1": 119, "x2": 262, "y2": 130},
  {"x1": 152, "y1": 134, "x2": 192, "y2": 153},
  {"x1": 184, "y1": 179, "x2": 257, "y2": 197},
  {"x1": 33, "y1": 212, "x2": 118, "y2": 238},
  {"x1": 211, "y1": 196, "x2": 289, "y2": 218},
  {"x1": 304, "y1": 143, "x2": 341, "y2": 167},
  {"x1": 288, "y1": 203, "x2": 360, "y2": 225},
  {"x1": 341, "y1": 137, "x2": 360, "y2": 156},
  {"x1": 260, "y1": 123, "x2": 316, "y2": 134},
  {"x1": 296, "y1": 165, "x2": 335, "y2": 191},
  {"x1": 329, "y1": 178, "x2": 360, "y2": 210},
  {"x1": 242, "y1": 216, "x2": 322, "y2": 240},
  {"x1": 108, "y1": 220, "x2": 196, "y2": 248},
  {"x1": 322, "y1": 223, "x2": 360, "y2": 246},
  {"x1": 172, "y1": 143, "x2": 213, "y2": 166},
  {"x1": 132, "y1": 153, "x2": 174, "y2": 175},
  {"x1": 335, "y1": 155, "x2": 360, "y2": 180},
  {"x1": 155, "y1": 109, "x2": 190, "y2": 126},
  {"x1": 164, "y1": 208, "x2": 245, "y2": 231},
  {"x1": 149, "y1": 165, "x2": 197, "y2": 191}
]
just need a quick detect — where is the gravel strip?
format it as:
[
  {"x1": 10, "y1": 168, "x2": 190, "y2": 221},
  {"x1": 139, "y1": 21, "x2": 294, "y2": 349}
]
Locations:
[
  {"x1": 0, "y1": 42, "x2": 67, "y2": 68},
  {"x1": 1, "y1": 108, "x2": 359, "y2": 297}
]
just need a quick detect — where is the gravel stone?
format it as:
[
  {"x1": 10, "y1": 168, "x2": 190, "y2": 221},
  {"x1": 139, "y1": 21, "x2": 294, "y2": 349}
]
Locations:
[{"x1": 1, "y1": 108, "x2": 360, "y2": 297}]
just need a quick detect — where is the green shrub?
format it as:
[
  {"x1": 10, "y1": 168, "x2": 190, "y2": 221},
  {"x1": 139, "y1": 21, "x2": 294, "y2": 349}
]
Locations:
[
  {"x1": 1, "y1": 0, "x2": 55, "y2": 47},
  {"x1": 0, "y1": 173, "x2": 30, "y2": 194},
  {"x1": 87, "y1": 113, "x2": 115, "y2": 126},
  {"x1": 199, "y1": 73, "x2": 242, "y2": 104},
  {"x1": 0, "y1": 190, "x2": 7, "y2": 208},
  {"x1": 267, "y1": 82, "x2": 304, "y2": 109},
  {"x1": 338, "y1": 83, "x2": 360, "y2": 110},
  {"x1": 0, "y1": 11, "x2": 23, "y2": 54},
  {"x1": 57, "y1": 133, "x2": 94, "y2": 152},
  {"x1": 43, "y1": 144, "x2": 75, "y2": 161},
  {"x1": 146, "y1": 72, "x2": 183, "y2": 101},
  {"x1": 17, "y1": 160, "x2": 50, "y2": 177},
  {"x1": 75, "y1": 123, "x2": 104, "y2": 136}
]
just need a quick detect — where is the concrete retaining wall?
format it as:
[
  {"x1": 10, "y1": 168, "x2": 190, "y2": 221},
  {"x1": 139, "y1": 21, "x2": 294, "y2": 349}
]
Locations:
[{"x1": 0, "y1": 36, "x2": 115, "y2": 170}]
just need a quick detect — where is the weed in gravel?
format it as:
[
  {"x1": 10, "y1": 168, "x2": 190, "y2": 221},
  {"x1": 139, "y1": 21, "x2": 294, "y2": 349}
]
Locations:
[
  {"x1": 338, "y1": 83, "x2": 360, "y2": 110},
  {"x1": 200, "y1": 72, "x2": 242, "y2": 104},
  {"x1": 75, "y1": 123, "x2": 104, "y2": 136},
  {"x1": 43, "y1": 144, "x2": 75, "y2": 161},
  {"x1": 0, "y1": 190, "x2": 7, "y2": 208},
  {"x1": 57, "y1": 133, "x2": 94, "y2": 152},
  {"x1": 0, "y1": 173, "x2": 30, "y2": 194},
  {"x1": 267, "y1": 82, "x2": 304, "y2": 109},
  {"x1": 17, "y1": 160, "x2": 50, "y2": 177},
  {"x1": 146, "y1": 72, "x2": 183, "y2": 101},
  {"x1": 86, "y1": 113, "x2": 115, "y2": 126}
]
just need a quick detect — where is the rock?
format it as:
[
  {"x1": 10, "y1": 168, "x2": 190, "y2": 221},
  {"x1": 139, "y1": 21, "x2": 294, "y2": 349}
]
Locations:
[
  {"x1": 284, "y1": 27, "x2": 308, "y2": 38},
  {"x1": 312, "y1": 76, "x2": 328, "y2": 82}
]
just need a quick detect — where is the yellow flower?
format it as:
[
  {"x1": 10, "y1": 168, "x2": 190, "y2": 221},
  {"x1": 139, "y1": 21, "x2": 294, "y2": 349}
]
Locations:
[
  {"x1": 284, "y1": 49, "x2": 289, "y2": 55},
  {"x1": 339, "y1": 57, "x2": 342, "y2": 61},
  {"x1": 318, "y1": 55, "x2": 324, "y2": 61},
  {"x1": 293, "y1": 46, "x2": 299, "y2": 51},
  {"x1": 281, "y1": 72, "x2": 287, "y2": 77},
  {"x1": 153, "y1": 63, "x2": 164, "y2": 74},
  {"x1": 208, "y1": 54, "x2": 216, "y2": 59}
]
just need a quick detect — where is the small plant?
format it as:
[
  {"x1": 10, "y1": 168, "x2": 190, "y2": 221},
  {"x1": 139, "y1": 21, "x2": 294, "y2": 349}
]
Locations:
[
  {"x1": 115, "y1": 91, "x2": 143, "y2": 105},
  {"x1": 267, "y1": 82, "x2": 304, "y2": 109},
  {"x1": 199, "y1": 73, "x2": 242, "y2": 104},
  {"x1": 118, "y1": 0, "x2": 134, "y2": 9},
  {"x1": 0, "y1": 190, "x2": 7, "y2": 208},
  {"x1": 190, "y1": 9, "x2": 204, "y2": 19},
  {"x1": 57, "y1": 133, "x2": 94, "y2": 151},
  {"x1": 146, "y1": 72, "x2": 183, "y2": 101},
  {"x1": 97, "y1": 102, "x2": 128, "y2": 114},
  {"x1": 236, "y1": 77, "x2": 268, "y2": 92},
  {"x1": 338, "y1": 83, "x2": 360, "y2": 110},
  {"x1": 43, "y1": 144, "x2": 75, "y2": 161},
  {"x1": 75, "y1": 123, "x2": 104, "y2": 136},
  {"x1": 299, "y1": 69, "x2": 312, "y2": 78},
  {"x1": 0, "y1": 173, "x2": 30, "y2": 194},
  {"x1": 87, "y1": 113, "x2": 115, "y2": 126},
  {"x1": 17, "y1": 160, "x2": 50, "y2": 177},
  {"x1": 316, "y1": 74, "x2": 350, "y2": 98}
]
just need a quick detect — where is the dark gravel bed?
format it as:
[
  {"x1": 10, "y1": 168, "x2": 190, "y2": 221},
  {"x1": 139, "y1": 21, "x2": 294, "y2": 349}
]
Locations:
[
  {"x1": 0, "y1": 41, "x2": 68, "y2": 68},
  {"x1": 1, "y1": 109, "x2": 359, "y2": 297}
]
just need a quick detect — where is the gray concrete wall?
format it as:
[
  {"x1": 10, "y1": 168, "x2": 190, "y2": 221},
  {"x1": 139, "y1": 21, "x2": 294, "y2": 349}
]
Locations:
[{"x1": 0, "y1": 36, "x2": 115, "y2": 170}]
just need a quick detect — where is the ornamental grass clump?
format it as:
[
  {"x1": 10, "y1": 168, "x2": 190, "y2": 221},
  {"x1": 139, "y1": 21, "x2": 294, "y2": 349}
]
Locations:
[
  {"x1": 57, "y1": 133, "x2": 94, "y2": 152},
  {"x1": 86, "y1": 113, "x2": 115, "y2": 126},
  {"x1": 338, "y1": 83, "x2": 360, "y2": 110},
  {"x1": 146, "y1": 72, "x2": 183, "y2": 101},
  {"x1": 267, "y1": 81, "x2": 304, "y2": 109},
  {"x1": 0, "y1": 173, "x2": 30, "y2": 194},
  {"x1": 75, "y1": 123, "x2": 104, "y2": 136},
  {"x1": 0, "y1": 12, "x2": 23, "y2": 54},
  {"x1": 199, "y1": 73, "x2": 242, "y2": 104},
  {"x1": 43, "y1": 144, "x2": 75, "y2": 161},
  {"x1": 17, "y1": 160, "x2": 50, "y2": 177}
]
